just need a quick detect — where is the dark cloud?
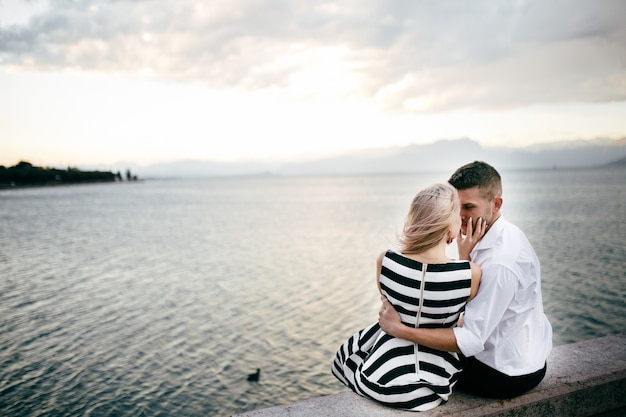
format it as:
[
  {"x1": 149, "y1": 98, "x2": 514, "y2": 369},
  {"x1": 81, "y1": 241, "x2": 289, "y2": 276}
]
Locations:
[{"x1": 1, "y1": 0, "x2": 625, "y2": 111}]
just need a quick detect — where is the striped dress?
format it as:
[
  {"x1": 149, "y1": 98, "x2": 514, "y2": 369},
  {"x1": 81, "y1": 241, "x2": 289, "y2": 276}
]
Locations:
[{"x1": 331, "y1": 250, "x2": 472, "y2": 411}]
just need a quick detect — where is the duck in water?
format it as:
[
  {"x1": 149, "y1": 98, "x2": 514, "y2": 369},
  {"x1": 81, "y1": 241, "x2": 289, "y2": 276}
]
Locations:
[{"x1": 247, "y1": 368, "x2": 260, "y2": 382}]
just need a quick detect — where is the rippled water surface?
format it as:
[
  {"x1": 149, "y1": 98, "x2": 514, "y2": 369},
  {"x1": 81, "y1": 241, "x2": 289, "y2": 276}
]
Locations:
[{"x1": 1, "y1": 168, "x2": 625, "y2": 416}]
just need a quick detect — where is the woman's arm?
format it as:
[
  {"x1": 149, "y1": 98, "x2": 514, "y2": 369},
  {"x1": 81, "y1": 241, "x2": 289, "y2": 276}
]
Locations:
[
  {"x1": 457, "y1": 217, "x2": 487, "y2": 260},
  {"x1": 468, "y1": 262, "x2": 482, "y2": 301},
  {"x1": 376, "y1": 251, "x2": 385, "y2": 294}
]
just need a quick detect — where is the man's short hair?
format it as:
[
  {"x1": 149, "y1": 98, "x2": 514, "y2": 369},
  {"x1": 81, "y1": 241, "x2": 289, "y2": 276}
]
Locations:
[{"x1": 448, "y1": 161, "x2": 502, "y2": 201}]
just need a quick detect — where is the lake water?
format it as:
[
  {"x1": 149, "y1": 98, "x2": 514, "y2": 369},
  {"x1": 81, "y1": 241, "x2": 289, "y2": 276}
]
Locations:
[{"x1": 1, "y1": 167, "x2": 625, "y2": 416}]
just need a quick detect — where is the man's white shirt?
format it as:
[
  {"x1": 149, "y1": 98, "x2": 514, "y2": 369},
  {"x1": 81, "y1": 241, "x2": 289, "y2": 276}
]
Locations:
[{"x1": 453, "y1": 215, "x2": 553, "y2": 376}]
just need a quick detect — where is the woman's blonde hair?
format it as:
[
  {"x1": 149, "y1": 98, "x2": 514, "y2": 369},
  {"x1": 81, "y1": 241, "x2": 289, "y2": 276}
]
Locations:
[{"x1": 399, "y1": 183, "x2": 460, "y2": 254}]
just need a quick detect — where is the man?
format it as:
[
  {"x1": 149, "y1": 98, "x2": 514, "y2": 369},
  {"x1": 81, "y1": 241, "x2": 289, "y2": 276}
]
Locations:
[{"x1": 378, "y1": 161, "x2": 552, "y2": 398}]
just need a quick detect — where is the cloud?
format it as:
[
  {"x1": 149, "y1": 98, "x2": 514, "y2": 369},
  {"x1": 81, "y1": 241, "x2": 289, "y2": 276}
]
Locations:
[{"x1": 1, "y1": 0, "x2": 625, "y2": 112}]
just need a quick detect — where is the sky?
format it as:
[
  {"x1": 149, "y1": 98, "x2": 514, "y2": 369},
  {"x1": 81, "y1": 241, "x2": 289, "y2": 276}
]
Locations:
[{"x1": 1, "y1": 0, "x2": 626, "y2": 168}]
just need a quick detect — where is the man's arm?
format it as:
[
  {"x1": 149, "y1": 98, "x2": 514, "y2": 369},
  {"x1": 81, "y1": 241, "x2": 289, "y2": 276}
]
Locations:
[{"x1": 378, "y1": 296, "x2": 461, "y2": 352}]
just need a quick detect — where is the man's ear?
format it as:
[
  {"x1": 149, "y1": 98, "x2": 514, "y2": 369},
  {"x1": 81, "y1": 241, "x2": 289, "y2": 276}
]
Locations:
[{"x1": 493, "y1": 196, "x2": 503, "y2": 213}]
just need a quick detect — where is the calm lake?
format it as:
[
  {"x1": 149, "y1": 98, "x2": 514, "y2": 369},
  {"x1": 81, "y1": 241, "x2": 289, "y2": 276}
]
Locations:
[{"x1": 1, "y1": 167, "x2": 625, "y2": 416}]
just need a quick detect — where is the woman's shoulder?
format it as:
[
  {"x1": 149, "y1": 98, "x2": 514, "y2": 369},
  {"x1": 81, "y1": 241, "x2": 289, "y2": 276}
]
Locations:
[
  {"x1": 447, "y1": 258, "x2": 471, "y2": 265},
  {"x1": 444, "y1": 259, "x2": 472, "y2": 268},
  {"x1": 381, "y1": 249, "x2": 400, "y2": 261},
  {"x1": 432, "y1": 259, "x2": 472, "y2": 272},
  {"x1": 381, "y1": 250, "x2": 426, "y2": 269},
  {"x1": 378, "y1": 249, "x2": 393, "y2": 261}
]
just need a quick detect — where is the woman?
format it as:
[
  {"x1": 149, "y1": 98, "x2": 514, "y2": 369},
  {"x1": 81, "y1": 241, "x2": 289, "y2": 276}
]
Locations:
[{"x1": 331, "y1": 183, "x2": 482, "y2": 411}]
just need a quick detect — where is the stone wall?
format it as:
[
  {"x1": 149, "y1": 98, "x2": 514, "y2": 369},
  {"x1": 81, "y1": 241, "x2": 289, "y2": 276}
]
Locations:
[{"x1": 235, "y1": 334, "x2": 626, "y2": 417}]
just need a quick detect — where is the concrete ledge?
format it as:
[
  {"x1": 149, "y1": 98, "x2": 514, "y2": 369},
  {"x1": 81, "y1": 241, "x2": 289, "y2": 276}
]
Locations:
[{"x1": 235, "y1": 334, "x2": 626, "y2": 417}]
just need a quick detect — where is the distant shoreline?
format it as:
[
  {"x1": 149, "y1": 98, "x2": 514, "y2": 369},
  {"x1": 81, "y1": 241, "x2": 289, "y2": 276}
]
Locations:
[
  {"x1": 0, "y1": 179, "x2": 144, "y2": 191},
  {"x1": 0, "y1": 160, "x2": 140, "y2": 190}
]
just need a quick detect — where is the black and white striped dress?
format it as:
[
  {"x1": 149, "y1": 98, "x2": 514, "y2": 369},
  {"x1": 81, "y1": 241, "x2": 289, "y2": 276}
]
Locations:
[{"x1": 331, "y1": 250, "x2": 472, "y2": 411}]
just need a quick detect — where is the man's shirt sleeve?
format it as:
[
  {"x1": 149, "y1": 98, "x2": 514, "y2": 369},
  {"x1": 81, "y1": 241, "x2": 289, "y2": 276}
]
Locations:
[{"x1": 453, "y1": 263, "x2": 517, "y2": 357}]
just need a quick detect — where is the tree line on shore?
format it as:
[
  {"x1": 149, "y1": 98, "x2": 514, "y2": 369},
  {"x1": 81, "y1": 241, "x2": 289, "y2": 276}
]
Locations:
[{"x1": 0, "y1": 161, "x2": 138, "y2": 187}]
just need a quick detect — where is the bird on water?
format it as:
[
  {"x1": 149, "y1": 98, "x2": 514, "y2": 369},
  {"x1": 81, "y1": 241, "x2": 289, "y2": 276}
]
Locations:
[{"x1": 247, "y1": 368, "x2": 260, "y2": 381}]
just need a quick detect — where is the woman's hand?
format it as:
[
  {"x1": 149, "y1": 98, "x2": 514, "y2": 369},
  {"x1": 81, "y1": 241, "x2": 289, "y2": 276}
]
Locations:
[
  {"x1": 457, "y1": 217, "x2": 487, "y2": 260},
  {"x1": 379, "y1": 296, "x2": 404, "y2": 337}
]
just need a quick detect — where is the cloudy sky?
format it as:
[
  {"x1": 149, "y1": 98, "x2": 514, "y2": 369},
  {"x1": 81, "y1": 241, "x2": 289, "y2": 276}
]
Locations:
[{"x1": 1, "y1": 0, "x2": 625, "y2": 168}]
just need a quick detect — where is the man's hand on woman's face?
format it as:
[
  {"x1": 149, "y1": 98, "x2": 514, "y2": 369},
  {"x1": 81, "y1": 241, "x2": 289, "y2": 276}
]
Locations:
[{"x1": 457, "y1": 217, "x2": 487, "y2": 260}]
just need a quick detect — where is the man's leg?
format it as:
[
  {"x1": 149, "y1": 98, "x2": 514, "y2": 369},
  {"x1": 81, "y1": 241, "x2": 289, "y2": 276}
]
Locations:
[{"x1": 456, "y1": 355, "x2": 546, "y2": 398}]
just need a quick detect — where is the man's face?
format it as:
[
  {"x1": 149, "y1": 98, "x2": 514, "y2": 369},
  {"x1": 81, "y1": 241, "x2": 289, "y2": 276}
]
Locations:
[{"x1": 457, "y1": 187, "x2": 497, "y2": 235}]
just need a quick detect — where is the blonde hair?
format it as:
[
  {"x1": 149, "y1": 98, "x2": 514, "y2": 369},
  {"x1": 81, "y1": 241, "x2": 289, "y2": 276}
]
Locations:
[{"x1": 399, "y1": 183, "x2": 460, "y2": 254}]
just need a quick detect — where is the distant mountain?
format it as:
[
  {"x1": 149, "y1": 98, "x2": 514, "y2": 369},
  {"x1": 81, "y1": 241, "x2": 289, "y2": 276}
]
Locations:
[
  {"x1": 119, "y1": 137, "x2": 626, "y2": 178},
  {"x1": 276, "y1": 138, "x2": 626, "y2": 176},
  {"x1": 606, "y1": 155, "x2": 626, "y2": 167}
]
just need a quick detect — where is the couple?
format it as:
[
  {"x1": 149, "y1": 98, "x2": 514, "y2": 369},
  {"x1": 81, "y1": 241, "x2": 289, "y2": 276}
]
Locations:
[{"x1": 331, "y1": 161, "x2": 553, "y2": 411}]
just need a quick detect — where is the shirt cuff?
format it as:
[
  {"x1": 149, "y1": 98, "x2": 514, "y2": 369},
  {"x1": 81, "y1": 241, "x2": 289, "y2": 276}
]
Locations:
[{"x1": 453, "y1": 326, "x2": 484, "y2": 357}]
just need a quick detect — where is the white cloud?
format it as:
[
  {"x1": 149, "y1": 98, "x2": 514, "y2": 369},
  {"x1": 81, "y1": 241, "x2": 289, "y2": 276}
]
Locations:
[{"x1": 1, "y1": 0, "x2": 625, "y2": 112}]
